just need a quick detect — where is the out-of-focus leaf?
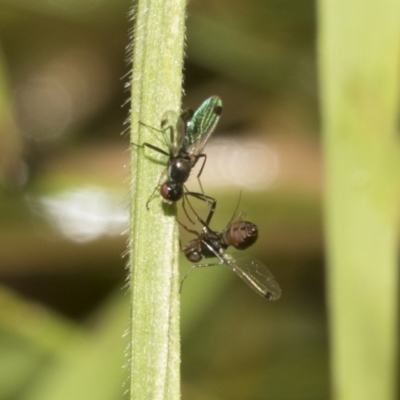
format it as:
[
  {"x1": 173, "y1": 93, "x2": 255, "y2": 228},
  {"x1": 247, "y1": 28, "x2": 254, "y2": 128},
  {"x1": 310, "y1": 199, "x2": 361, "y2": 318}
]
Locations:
[{"x1": 20, "y1": 291, "x2": 129, "y2": 400}]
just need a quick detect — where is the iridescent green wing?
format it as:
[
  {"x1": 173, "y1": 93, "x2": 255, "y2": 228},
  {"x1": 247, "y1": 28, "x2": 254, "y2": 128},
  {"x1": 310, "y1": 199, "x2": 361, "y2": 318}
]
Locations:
[{"x1": 185, "y1": 96, "x2": 223, "y2": 156}]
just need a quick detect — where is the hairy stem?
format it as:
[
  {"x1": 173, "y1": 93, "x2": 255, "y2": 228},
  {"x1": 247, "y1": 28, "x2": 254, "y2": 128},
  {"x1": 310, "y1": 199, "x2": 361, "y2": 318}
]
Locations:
[{"x1": 128, "y1": 0, "x2": 186, "y2": 399}]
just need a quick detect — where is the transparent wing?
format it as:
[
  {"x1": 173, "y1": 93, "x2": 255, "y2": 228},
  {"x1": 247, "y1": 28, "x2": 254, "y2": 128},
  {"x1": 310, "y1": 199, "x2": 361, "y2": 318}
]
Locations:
[
  {"x1": 160, "y1": 110, "x2": 184, "y2": 157},
  {"x1": 185, "y1": 96, "x2": 223, "y2": 156},
  {"x1": 223, "y1": 253, "x2": 281, "y2": 300}
]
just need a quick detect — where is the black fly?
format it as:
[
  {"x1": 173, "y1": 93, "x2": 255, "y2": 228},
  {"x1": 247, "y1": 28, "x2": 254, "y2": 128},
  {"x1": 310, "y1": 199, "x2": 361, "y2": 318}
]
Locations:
[
  {"x1": 133, "y1": 96, "x2": 223, "y2": 209},
  {"x1": 179, "y1": 202, "x2": 281, "y2": 301}
]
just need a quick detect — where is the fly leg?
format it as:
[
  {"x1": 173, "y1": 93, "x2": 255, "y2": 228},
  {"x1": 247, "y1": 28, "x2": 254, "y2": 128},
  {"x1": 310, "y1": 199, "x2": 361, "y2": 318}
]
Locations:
[
  {"x1": 180, "y1": 260, "x2": 224, "y2": 293},
  {"x1": 194, "y1": 154, "x2": 213, "y2": 209},
  {"x1": 184, "y1": 191, "x2": 217, "y2": 227},
  {"x1": 145, "y1": 169, "x2": 168, "y2": 210},
  {"x1": 131, "y1": 141, "x2": 170, "y2": 157}
]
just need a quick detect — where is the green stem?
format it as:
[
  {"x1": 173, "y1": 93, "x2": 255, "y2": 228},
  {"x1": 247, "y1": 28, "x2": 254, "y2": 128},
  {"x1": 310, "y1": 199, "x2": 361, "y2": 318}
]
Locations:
[
  {"x1": 129, "y1": 0, "x2": 186, "y2": 399},
  {"x1": 318, "y1": 1, "x2": 400, "y2": 399}
]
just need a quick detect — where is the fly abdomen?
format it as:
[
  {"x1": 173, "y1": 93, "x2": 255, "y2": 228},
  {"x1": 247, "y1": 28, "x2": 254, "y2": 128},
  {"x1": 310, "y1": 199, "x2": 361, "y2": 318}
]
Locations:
[{"x1": 222, "y1": 221, "x2": 258, "y2": 250}]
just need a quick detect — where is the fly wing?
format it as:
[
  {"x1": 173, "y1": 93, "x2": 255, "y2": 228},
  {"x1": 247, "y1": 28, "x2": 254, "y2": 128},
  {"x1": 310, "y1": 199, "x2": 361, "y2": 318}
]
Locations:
[
  {"x1": 185, "y1": 96, "x2": 223, "y2": 157},
  {"x1": 160, "y1": 110, "x2": 184, "y2": 157},
  {"x1": 224, "y1": 253, "x2": 281, "y2": 300}
]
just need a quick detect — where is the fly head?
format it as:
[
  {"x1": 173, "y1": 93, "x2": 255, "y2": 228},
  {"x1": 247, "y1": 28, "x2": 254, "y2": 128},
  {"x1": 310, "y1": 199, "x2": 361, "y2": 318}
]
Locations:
[
  {"x1": 183, "y1": 239, "x2": 203, "y2": 263},
  {"x1": 160, "y1": 182, "x2": 184, "y2": 203}
]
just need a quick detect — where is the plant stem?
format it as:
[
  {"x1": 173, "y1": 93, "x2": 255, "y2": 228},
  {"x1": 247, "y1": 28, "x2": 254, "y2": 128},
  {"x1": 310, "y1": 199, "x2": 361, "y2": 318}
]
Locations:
[
  {"x1": 129, "y1": 0, "x2": 186, "y2": 399},
  {"x1": 318, "y1": 1, "x2": 400, "y2": 399}
]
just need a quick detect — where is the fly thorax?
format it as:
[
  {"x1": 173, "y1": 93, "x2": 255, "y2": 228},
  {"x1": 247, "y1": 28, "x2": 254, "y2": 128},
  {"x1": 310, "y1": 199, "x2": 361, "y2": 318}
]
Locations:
[
  {"x1": 168, "y1": 157, "x2": 191, "y2": 183},
  {"x1": 202, "y1": 232, "x2": 226, "y2": 258}
]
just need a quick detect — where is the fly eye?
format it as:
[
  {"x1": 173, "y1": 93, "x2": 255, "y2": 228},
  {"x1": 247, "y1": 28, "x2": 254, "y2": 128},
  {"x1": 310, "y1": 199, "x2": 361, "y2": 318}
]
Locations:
[
  {"x1": 186, "y1": 250, "x2": 202, "y2": 263},
  {"x1": 160, "y1": 182, "x2": 183, "y2": 202}
]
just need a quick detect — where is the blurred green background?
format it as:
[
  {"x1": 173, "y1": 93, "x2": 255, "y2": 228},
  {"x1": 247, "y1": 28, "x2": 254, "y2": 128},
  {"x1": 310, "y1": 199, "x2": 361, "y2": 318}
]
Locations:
[{"x1": 0, "y1": 1, "x2": 330, "y2": 399}]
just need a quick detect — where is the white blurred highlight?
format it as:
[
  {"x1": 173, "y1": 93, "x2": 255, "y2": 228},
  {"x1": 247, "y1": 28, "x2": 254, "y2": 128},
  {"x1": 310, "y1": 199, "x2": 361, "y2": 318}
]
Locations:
[
  {"x1": 38, "y1": 186, "x2": 128, "y2": 243},
  {"x1": 200, "y1": 138, "x2": 279, "y2": 190}
]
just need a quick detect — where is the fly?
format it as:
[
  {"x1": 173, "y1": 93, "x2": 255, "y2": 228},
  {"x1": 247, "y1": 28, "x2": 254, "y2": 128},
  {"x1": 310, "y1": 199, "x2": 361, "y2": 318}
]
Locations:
[
  {"x1": 180, "y1": 203, "x2": 281, "y2": 301},
  {"x1": 133, "y1": 96, "x2": 223, "y2": 209}
]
